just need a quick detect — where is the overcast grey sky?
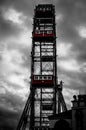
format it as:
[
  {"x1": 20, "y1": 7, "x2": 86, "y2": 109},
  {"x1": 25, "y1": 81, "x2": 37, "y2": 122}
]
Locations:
[{"x1": 0, "y1": 0, "x2": 86, "y2": 129}]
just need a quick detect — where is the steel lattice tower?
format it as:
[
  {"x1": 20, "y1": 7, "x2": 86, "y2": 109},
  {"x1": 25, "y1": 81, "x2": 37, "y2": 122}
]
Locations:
[{"x1": 16, "y1": 4, "x2": 67, "y2": 130}]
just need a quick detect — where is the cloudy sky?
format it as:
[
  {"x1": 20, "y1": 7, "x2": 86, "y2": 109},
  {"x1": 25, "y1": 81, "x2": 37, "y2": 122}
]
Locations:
[{"x1": 0, "y1": 0, "x2": 86, "y2": 129}]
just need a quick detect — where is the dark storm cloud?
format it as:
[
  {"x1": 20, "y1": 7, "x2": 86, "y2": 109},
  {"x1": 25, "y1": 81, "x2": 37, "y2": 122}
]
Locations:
[
  {"x1": 0, "y1": 87, "x2": 27, "y2": 129},
  {"x1": 56, "y1": 0, "x2": 86, "y2": 46},
  {"x1": 56, "y1": 0, "x2": 86, "y2": 22},
  {"x1": 0, "y1": 106, "x2": 19, "y2": 130},
  {"x1": 0, "y1": 88, "x2": 25, "y2": 111},
  {"x1": 56, "y1": 0, "x2": 86, "y2": 40},
  {"x1": 0, "y1": 0, "x2": 12, "y2": 5}
]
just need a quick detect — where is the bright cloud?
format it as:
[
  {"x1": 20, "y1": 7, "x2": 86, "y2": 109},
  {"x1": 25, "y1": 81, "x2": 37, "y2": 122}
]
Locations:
[
  {"x1": 1, "y1": 49, "x2": 24, "y2": 72},
  {"x1": 19, "y1": 29, "x2": 32, "y2": 46},
  {"x1": 63, "y1": 88, "x2": 79, "y2": 97},
  {"x1": 0, "y1": 48, "x2": 29, "y2": 86},
  {"x1": 58, "y1": 59, "x2": 80, "y2": 72},
  {"x1": 7, "y1": 74, "x2": 26, "y2": 87},
  {"x1": 77, "y1": 25, "x2": 86, "y2": 38},
  {"x1": 0, "y1": 47, "x2": 29, "y2": 103},
  {"x1": 3, "y1": 8, "x2": 26, "y2": 24},
  {"x1": 56, "y1": 14, "x2": 63, "y2": 23},
  {"x1": 0, "y1": 80, "x2": 29, "y2": 101},
  {"x1": 57, "y1": 42, "x2": 72, "y2": 57}
]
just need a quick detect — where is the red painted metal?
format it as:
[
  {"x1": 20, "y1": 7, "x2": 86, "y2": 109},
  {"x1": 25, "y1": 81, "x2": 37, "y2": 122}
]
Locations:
[
  {"x1": 32, "y1": 80, "x2": 54, "y2": 85},
  {"x1": 33, "y1": 33, "x2": 55, "y2": 37}
]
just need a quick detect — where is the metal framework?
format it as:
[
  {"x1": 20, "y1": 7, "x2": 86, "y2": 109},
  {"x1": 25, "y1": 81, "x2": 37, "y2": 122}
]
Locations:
[{"x1": 16, "y1": 4, "x2": 67, "y2": 130}]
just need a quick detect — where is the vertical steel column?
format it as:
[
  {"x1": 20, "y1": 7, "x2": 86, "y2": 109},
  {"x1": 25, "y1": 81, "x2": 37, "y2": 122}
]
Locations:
[{"x1": 30, "y1": 4, "x2": 57, "y2": 129}]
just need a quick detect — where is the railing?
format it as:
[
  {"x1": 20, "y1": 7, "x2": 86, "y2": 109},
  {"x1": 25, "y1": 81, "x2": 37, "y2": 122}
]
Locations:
[{"x1": 32, "y1": 75, "x2": 54, "y2": 85}]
